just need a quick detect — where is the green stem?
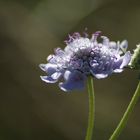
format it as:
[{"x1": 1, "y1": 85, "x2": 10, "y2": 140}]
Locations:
[
  {"x1": 109, "y1": 81, "x2": 140, "y2": 140},
  {"x1": 85, "y1": 76, "x2": 95, "y2": 140}
]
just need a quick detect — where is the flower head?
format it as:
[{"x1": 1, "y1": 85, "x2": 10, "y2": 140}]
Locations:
[{"x1": 40, "y1": 31, "x2": 131, "y2": 91}]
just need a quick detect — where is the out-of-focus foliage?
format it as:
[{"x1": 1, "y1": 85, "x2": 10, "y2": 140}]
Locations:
[{"x1": 0, "y1": 0, "x2": 140, "y2": 140}]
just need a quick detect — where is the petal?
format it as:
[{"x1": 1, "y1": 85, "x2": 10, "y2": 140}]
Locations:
[
  {"x1": 47, "y1": 54, "x2": 55, "y2": 62},
  {"x1": 120, "y1": 51, "x2": 131, "y2": 68},
  {"x1": 47, "y1": 55, "x2": 59, "y2": 64},
  {"x1": 119, "y1": 40, "x2": 128, "y2": 54},
  {"x1": 92, "y1": 73, "x2": 108, "y2": 79},
  {"x1": 113, "y1": 59, "x2": 123, "y2": 70},
  {"x1": 109, "y1": 42, "x2": 118, "y2": 50},
  {"x1": 40, "y1": 76, "x2": 58, "y2": 83},
  {"x1": 40, "y1": 72, "x2": 62, "y2": 83},
  {"x1": 120, "y1": 40, "x2": 128, "y2": 50},
  {"x1": 63, "y1": 70, "x2": 71, "y2": 81},
  {"x1": 91, "y1": 31, "x2": 101, "y2": 42},
  {"x1": 59, "y1": 71, "x2": 86, "y2": 92},
  {"x1": 101, "y1": 36, "x2": 110, "y2": 46},
  {"x1": 39, "y1": 63, "x2": 58, "y2": 75},
  {"x1": 113, "y1": 69, "x2": 123, "y2": 73},
  {"x1": 54, "y1": 48, "x2": 65, "y2": 56},
  {"x1": 113, "y1": 51, "x2": 131, "y2": 72},
  {"x1": 39, "y1": 64, "x2": 47, "y2": 71},
  {"x1": 51, "y1": 72, "x2": 62, "y2": 80}
]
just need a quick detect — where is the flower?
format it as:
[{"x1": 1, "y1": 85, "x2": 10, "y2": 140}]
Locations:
[
  {"x1": 39, "y1": 31, "x2": 131, "y2": 92},
  {"x1": 129, "y1": 44, "x2": 140, "y2": 69}
]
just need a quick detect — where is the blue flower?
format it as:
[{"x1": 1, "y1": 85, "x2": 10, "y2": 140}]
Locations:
[{"x1": 39, "y1": 31, "x2": 131, "y2": 92}]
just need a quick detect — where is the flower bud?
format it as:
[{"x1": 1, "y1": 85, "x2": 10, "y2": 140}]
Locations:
[{"x1": 130, "y1": 44, "x2": 140, "y2": 69}]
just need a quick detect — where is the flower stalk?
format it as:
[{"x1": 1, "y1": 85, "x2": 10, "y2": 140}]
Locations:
[
  {"x1": 86, "y1": 76, "x2": 95, "y2": 140},
  {"x1": 109, "y1": 81, "x2": 140, "y2": 140}
]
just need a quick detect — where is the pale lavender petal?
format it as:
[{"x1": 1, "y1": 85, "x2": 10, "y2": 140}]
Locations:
[
  {"x1": 63, "y1": 70, "x2": 71, "y2": 81},
  {"x1": 39, "y1": 64, "x2": 47, "y2": 71},
  {"x1": 113, "y1": 51, "x2": 131, "y2": 72},
  {"x1": 91, "y1": 31, "x2": 101, "y2": 42},
  {"x1": 113, "y1": 58, "x2": 123, "y2": 73},
  {"x1": 59, "y1": 71, "x2": 86, "y2": 91},
  {"x1": 47, "y1": 54, "x2": 55, "y2": 62},
  {"x1": 120, "y1": 40, "x2": 128, "y2": 50},
  {"x1": 113, "y1": 59, "x2": 123, "y2": 70},
  {"x1": 40, "y1": 76, "x2": 58, "y2": 83},
  {"x1": 101, "y1": 36, "x2": 110, "y2": 46},
  {"x1": 54, "y1": 48, "x2": 65, "y2": 56},
  {"x1": 51, "y1": 72, "x2": 62, "y2": 80},
  {"x1": 113, "y1": 69, "x2": 123, "y2": 73},
  {"x1": 47, "y1": 54, "x2": 59, "y2": 64},
  {"x1": 109, "y1": 42, "x2": 117, "y2": 50},
  {"x1": 39, "y1": 63, "x2": 58, "y2": 75},
  {"x1": 92, "y1": 73, "x2": 108, "y2": 79},
  {"x1": 120, "y1": 51, "x2": 131, "y2": 68}
]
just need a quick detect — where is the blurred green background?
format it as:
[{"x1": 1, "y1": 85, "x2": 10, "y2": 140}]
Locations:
[{"x1": 0, "y1": 0, "x2": 140, "y2": 139}]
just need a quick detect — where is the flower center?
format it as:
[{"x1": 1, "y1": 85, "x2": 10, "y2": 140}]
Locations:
[
  {"x1": 68, "y1": 48, "x2": 95, "y2": 74},
  {"x1": 68, "y1": 46, "x2": 116, "y2": 75}
]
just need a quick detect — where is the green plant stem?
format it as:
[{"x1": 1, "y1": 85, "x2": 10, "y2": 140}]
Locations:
[
  {"x1": 109, "y1": 81, "x2": 140, "y2": 140},
  {"x1": 85, "y1": 76, "x2": 95, "y2": 140}
]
